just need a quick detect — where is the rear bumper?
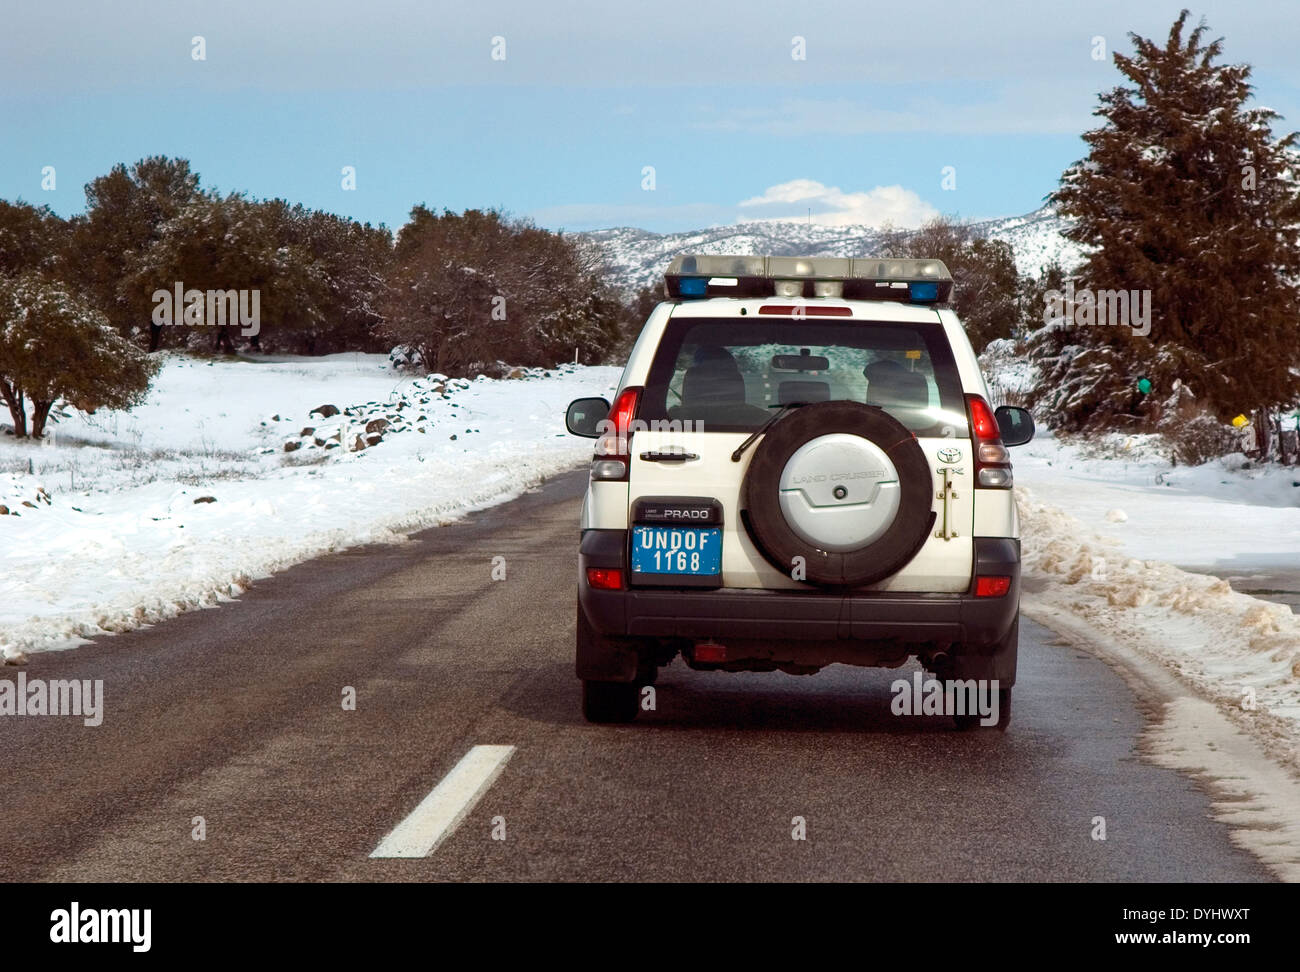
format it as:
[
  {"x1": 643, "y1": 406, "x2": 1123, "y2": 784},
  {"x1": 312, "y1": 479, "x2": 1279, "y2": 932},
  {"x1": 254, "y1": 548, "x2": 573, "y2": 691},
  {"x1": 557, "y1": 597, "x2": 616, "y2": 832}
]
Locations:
[{"x1": 578, "y1": 528, "x2": 1019, "y2": 648}]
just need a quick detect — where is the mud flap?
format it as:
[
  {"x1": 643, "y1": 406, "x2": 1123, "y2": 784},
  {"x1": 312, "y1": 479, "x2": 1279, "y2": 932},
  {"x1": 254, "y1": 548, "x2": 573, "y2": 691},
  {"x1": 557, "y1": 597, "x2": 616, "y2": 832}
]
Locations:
[
  {"x1": 576, "y1": 602, "x2": 642, "y2": 682},
  {"x1": 946, "y1": 616, "x2": 1018, "y2": 687}
]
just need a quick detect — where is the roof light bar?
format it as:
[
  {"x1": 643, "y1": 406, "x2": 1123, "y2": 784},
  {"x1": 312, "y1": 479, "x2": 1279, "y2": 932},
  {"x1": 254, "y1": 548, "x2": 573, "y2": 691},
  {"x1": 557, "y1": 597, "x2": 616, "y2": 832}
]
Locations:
[
  {"x1": 767, "y1": 256, "x2": 851, "y2": 278},
  {"x1": 664, "y1": 254, "x2": 953, "y2": 303}
]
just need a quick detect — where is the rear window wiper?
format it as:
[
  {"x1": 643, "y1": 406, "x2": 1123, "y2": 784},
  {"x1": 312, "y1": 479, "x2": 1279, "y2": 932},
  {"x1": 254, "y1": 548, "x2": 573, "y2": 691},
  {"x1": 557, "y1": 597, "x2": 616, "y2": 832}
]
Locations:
[{"x1": 730, "y1": 401, "x2": 805, "y2": 462}]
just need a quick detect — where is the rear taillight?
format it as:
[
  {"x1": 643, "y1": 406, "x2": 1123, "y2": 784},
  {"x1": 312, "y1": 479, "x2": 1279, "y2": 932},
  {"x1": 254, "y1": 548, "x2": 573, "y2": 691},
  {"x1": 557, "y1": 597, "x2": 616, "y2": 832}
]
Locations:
[
  {"x1": 592, "y1": 386, "x2": 641, "y2": 482},
  {"x1": 975, "y1": 575, "x2": 1012, "y2": 597},
  {"x1": 966, "y1": 394, "x2": 1012, "y2": 489},
  {"x1": 586, "y1": 567, "x2": 624, "y2": 590}
]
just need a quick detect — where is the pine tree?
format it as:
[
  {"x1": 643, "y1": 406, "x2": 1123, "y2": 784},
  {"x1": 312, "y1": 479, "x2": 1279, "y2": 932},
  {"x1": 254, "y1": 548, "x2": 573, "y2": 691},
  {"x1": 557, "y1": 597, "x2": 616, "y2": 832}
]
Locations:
[{"x1": 1046, "y1": 10, "x2": 1300, "y2": 429}]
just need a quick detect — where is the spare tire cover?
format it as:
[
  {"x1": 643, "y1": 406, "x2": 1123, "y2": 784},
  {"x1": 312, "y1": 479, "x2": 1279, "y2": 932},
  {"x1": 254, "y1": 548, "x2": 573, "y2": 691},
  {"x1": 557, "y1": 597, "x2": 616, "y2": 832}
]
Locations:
[{"x1": 740, "y1": 400, "x2": 933, "y2": 587}]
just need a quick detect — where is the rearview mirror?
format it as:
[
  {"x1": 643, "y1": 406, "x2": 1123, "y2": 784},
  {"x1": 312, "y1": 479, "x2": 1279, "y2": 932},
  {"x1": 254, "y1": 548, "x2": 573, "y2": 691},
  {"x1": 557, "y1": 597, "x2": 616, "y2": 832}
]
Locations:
[
  {"x1": 995, "y1": 405, "x2": 1035, "y2": 447},
  {"x1": 566, "y1": 397, "x2": 610, "y2": 438},
  {"x1": 772, "y1": 352, "x2": 830, "y2": 372}
]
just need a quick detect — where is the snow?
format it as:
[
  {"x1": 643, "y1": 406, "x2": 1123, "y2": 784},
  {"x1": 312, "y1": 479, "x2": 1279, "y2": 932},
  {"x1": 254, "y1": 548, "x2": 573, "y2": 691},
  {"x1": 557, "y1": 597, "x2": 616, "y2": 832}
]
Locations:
[
  {"x1": 1142, "y1": 697, "x2": 1300, "y2": 880},
  {"x1": 583, "y1": 205, "x2": 1086, "y2": 295},
  {"x1": 1015, "y1": 433, "x2": 1300, "y2": 776},
  {"x1": 1014, "y1": 429, "x2": 1300, "y2": 574},
  {"x1": 965, "y1": 206, "x2": 1088, "y2": 278},
  {"x1": 0, "y1": 353, "x2": 619, "y2": 657}
]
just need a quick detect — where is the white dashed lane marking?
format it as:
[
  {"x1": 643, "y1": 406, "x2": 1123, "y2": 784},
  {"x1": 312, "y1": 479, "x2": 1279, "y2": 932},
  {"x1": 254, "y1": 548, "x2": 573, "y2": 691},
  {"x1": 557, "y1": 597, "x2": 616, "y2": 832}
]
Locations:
[{"x1": 370, "y1": 745, "x2": 516, "y2": 859}]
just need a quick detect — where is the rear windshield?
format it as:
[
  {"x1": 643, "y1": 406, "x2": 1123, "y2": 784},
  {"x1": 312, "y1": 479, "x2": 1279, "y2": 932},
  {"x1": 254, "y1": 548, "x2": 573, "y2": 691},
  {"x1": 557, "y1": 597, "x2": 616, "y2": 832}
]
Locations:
[{"x1": 640, "y1": 317, "x2": 969, "y2": 438}]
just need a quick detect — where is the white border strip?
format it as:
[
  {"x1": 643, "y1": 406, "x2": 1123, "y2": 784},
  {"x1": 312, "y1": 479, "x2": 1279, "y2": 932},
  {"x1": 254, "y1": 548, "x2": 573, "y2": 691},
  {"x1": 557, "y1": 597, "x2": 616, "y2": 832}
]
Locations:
[{"x1": 370, "y1": 745, "x2": 516, "y2": 859}]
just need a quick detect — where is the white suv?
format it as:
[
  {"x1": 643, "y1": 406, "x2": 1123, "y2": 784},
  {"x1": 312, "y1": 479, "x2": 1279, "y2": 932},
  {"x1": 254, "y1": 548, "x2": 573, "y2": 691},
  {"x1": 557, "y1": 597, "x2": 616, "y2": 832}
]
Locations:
[{"x1": 565, "y1": 255, "x2": 1034, "y2": 727}]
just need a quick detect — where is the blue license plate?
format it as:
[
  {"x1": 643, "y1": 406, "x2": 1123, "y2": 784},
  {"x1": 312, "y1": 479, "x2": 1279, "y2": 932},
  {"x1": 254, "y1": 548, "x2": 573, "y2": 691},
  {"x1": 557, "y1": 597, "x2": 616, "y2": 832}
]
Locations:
[{"x1": 631, "y1": 526, "x2": 722, "y2": 575}]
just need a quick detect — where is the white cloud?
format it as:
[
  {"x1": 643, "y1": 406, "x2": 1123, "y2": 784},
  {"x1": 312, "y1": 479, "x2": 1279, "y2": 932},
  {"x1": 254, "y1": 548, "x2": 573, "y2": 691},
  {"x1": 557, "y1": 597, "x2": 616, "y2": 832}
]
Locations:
[{"x1": 737, "y1": 179, "x2": 939, "y2": 228}]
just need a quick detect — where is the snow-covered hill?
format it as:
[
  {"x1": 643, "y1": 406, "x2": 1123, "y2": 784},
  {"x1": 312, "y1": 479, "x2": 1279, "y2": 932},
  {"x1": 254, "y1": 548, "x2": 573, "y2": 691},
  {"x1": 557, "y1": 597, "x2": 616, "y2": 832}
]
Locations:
[
  {"x1": 582, "y1": 205, "x2": 1085, "y2": 295},
  {"x1": 966, "y1": 207, "x2": 1088, "y2": 279}
]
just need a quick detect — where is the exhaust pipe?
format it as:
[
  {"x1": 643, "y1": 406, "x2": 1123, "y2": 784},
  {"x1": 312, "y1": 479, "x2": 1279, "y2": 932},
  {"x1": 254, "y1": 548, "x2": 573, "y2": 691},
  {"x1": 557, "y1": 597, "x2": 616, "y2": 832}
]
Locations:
[{"x1": 927, "y1": 650, "x2": 951, "y2": 671}]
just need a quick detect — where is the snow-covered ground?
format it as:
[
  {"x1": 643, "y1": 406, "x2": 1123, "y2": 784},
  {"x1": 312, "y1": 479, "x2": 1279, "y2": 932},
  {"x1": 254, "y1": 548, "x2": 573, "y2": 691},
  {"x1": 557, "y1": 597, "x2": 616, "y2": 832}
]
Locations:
[
  {"x1": 1014, "y1": 430, "x2": 1300, "y2": 780},
  {"x1": 1016, "y1": 430, "x2": 1300, "y2": 584},
  {"x1": 0, "y1": 353, "x2": 619, "y2": 658}
]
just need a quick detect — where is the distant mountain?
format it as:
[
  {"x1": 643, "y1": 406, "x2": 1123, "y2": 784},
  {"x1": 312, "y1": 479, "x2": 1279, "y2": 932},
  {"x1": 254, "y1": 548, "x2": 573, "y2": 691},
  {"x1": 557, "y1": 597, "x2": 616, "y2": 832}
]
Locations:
[
  {"x1": 581, "y1": 206, "x2": 1085, "y2": 295},
  {"x1": 964, "y1": 207, "x2": 1087, "y2": 280}
]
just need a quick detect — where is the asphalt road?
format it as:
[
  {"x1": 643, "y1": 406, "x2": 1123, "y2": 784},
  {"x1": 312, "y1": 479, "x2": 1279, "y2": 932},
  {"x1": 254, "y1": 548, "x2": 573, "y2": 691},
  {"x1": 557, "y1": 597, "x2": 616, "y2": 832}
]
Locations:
[{"x1": 0, "y1": 470, "x2": 1275, "y2": 882}]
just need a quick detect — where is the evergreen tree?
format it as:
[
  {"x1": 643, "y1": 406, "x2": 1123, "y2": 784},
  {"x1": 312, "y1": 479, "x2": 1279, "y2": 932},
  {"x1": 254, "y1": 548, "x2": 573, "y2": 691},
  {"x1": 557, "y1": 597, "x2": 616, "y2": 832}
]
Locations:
[
  {"x1": 126, "y1": 191, "x2": 295, "y2": 352},
  {"x1": 66, "y1": 157, "x2": 202, "y2": 342},
  {"x1": 0, "y1": 200, "x2": 67, "y2": 278},
  {"x1": 0, "y1": 274, "x2": 158, "y2": 438},
  {"x1": 129, "y1": 192, "x2": 395, "y2": 354},
  {"x1": 881, "y1": 216, "x2": 1020, "y2": 353},
  {"x1": 1017, "y1": 259, "x2": 1066, "y2": 338},
  {"x1": 1045, "y1": 10, "x2": 1300, "y2": 431},
  {"x1": 382, "y1": 207, "x2": 622, "y2": 375},
  {"x1": 276, "y1": 205, "x2": 393, "y2": 354}
]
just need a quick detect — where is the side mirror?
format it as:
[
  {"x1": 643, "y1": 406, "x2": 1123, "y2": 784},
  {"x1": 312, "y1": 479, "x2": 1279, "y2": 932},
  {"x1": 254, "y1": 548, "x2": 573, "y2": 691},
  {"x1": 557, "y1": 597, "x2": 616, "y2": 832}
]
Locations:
[
  {"x1": 566, "y1": 397, "x2": 610, "y2": 438},
  {"x1": 995, "y1": 405, "x2": 1035, "y2": 447}
]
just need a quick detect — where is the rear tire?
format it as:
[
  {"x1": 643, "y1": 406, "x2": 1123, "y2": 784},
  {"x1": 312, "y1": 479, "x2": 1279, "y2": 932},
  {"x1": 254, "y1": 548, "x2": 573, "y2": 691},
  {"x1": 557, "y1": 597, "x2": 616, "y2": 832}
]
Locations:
[
  {"x1": 582, "y1": 680, "x2": 640, "y2": 724},
  {"x1": 954, "y1": 686, "x2": 1012, "y2": 731}
]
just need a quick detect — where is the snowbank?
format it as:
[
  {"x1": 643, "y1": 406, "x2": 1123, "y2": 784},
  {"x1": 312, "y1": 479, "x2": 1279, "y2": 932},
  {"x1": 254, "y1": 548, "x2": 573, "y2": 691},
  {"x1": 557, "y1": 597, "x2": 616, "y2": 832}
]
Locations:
[
  {"x1": 1012, "y1": 429, "x2": 1300, "y2": 605},
  {"x1": 1018, "y1": 486, "x2": 1300, "y2": 771}
]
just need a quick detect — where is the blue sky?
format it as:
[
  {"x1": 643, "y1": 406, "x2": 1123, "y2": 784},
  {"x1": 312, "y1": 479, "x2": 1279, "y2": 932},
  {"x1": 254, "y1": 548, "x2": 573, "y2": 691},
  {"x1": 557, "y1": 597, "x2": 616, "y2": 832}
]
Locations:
[{"x1": 2, "y1": 0, "x2": 1297, "y2": 233}]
